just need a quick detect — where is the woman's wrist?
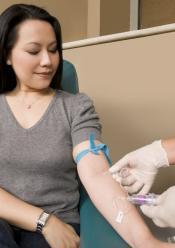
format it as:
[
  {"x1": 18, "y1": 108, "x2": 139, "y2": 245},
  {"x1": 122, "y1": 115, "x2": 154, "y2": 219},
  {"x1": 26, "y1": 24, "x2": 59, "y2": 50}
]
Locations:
[
  {"x1": 36, "y1": 211, "x2": 51, "y2": 233},
  {"x1": 136, "y1": 235, "x2": 162, "y2": 248},
  {"x1": 42, "y1": 214, "x2": 58, "y2": 237}
]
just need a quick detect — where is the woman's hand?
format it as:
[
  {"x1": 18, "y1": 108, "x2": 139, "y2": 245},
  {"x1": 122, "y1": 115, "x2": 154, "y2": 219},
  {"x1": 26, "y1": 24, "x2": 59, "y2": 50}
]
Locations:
[{"x1": 43, "y1": 215, "x2": 80, "y2": 248}]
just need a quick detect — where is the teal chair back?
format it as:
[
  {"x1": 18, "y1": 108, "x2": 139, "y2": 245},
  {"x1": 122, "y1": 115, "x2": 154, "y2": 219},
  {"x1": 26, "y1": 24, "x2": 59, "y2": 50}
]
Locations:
[
  {"x1": 61, "y1": 60, "x2": 129, "y2": 248},
  {"x1": 61, "y1": 60, "x2": 79, "y2": 94}
]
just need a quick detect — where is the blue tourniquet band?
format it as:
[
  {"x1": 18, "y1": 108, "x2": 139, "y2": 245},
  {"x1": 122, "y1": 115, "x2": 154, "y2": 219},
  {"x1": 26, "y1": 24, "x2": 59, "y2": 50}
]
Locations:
[{"x1": 75, "y1": 133, "x2": 112, "y2": 165}]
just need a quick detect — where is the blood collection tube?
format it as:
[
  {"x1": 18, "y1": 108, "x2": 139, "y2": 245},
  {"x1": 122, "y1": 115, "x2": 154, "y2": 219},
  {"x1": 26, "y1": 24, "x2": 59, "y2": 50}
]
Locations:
[{"x1": 127, "y1": 193, "x2": 158, "y2": 206}]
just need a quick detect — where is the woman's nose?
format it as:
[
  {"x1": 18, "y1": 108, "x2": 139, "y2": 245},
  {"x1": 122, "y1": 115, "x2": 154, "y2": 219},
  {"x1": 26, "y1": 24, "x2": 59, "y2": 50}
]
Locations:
[{"x1": 40, "y1": 51, "x2": 52, "y2": 66}]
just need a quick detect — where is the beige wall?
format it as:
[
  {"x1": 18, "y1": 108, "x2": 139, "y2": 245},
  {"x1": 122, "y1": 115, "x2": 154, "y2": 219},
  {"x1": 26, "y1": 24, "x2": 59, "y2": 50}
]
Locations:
[
  {"x1": 140, "y1": 0, "x2": 175, "y2": 29},
  {"x1": 64, "y1": 32, "x2": 175, "y2": 193},
  {"x1": 0, "y1": 1, "x2": 132, "y2": 42},
  {"x1": 100, "y1": 0, "x2": 130, "y2": 35},
  {"x1": 2, "y1": 1, "x2": 175, "y2": 44},
  {"x1": 87, "y1": 0, "x2": 100, "y2": 38},
  {"x1": 64, "y1": 32, "x2": 175, "y2": 239},
  {"x1": 0, "y1": 0, "x2": 88, "y2": 42}
]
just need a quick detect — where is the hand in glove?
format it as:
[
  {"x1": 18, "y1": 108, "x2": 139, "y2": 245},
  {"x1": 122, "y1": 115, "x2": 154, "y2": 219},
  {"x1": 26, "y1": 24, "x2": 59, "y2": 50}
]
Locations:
[
  {"x1": 109, "y1": 141, "x2": 169, "y2": 194},
  {"x1": 140, "y1": 186, "x2": 175, "y2": 228}
]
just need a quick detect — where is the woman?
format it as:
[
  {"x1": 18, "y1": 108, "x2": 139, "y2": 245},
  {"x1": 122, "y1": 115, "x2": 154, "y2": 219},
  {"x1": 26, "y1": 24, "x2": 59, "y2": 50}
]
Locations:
[{"x1": 0, "y1": 3, "x2": 173, "y2": 248}]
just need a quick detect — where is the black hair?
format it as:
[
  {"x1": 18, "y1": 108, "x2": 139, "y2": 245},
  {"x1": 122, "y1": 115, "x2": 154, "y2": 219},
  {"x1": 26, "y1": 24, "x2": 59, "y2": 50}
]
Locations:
[{"x1": 0, "y1": 4, "x2": 63, "y2": 93}]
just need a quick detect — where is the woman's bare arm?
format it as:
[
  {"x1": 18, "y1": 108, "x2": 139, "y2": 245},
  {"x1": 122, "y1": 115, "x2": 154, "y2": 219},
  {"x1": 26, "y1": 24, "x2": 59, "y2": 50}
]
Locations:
[
  {"x1": 0, "y1": 188, "x2": 80, "y2": 247},
  {"x1": 0, "y1": 187, "x2": 42, "y2": 230},
  {"x1": 74, "y1": 140, "x2": 171, "y2": 248}
]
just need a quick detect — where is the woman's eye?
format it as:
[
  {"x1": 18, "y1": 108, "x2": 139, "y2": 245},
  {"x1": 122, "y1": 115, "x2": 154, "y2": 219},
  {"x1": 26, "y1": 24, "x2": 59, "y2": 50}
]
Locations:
[
  {"x1": 27, "y1": 51, "x2": 39, "y2": 55},
  {"x1": 26, "y1": 48, "x2": 58, "y2": 55},
  {"x1": 49, "y1": 48, "x2": 58, "y2": 53}
]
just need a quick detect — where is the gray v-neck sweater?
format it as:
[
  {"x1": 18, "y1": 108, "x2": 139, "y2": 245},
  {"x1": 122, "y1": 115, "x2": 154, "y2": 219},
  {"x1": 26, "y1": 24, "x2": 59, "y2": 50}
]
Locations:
[{"x1": 0, "y1": 90, "x2": 101, "y2": 224}]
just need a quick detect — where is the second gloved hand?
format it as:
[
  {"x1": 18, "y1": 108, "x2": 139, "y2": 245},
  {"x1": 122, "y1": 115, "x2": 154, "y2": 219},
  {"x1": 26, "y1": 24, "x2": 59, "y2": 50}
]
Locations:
[
  {"x1": 109, "y1": 141, "x2": 169, "y2": 194},
  {"x1": 140, "y1": 186, "x2": 175, "y2": 228}
]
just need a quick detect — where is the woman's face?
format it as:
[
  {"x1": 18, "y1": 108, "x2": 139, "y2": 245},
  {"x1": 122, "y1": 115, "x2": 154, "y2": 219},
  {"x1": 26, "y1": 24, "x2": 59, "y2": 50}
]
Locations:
[{"x1": 7, "y1": 19, "x2": 60, "y2": 91}]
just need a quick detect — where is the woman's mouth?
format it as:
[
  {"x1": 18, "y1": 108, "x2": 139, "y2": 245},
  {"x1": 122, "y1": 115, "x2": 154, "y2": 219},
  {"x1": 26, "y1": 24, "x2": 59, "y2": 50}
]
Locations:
[{"x1": 35, "y1": 72, "x2": 53, "y2": 78}]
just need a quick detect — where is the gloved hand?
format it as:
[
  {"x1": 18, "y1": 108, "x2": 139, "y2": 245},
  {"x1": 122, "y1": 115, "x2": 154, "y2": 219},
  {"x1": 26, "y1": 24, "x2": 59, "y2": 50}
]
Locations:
[
  {"x1": 109, "y1": 141, "x2": 169, "y2": 194},
  {"x1": 140, "y1": 186, "x2": 175, "y2": 228}
]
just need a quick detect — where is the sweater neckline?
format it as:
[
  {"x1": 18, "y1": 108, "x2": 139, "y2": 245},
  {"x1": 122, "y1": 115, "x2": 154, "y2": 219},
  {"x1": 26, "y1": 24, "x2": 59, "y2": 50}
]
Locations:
[{"x1": 2, "y1": 91, "x2": 58, "y2": 132}]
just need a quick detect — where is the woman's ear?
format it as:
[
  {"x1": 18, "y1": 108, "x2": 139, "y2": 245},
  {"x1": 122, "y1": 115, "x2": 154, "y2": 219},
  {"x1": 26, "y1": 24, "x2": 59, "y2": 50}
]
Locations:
[
  {"x1": 6, "y1": 59, "x2": 11, "y2": 65},
  {"x1": 6, "y1": 53, "x2": 12, "y2": 65}
]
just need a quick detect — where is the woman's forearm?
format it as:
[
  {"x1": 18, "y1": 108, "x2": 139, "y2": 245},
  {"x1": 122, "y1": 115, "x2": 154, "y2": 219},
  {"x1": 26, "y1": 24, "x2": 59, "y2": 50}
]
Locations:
[
  {"x1": 162, "y1": 138, "x2": 175, "y2": 165},
  {"x1": 0, "y1": 187, "x2": 43, "y2": 231},
  {"x1": 80, "y1": 171, "x2": 154, "y2": 247},
  {"x1": 76, "y1": 145, "x2": 160, "y2": 248}
]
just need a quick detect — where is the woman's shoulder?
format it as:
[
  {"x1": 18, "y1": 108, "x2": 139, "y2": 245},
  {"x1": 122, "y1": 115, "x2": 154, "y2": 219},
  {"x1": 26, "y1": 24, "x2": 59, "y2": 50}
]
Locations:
[
  {"x1": 55, "y1": 90, "x2": 93, "y2": 107},
  {"x1": 0, "y1": 93, "x2": 5, "y2": 102},
  {"x1": 0, "y1": 93, "x2": 5, "y2": 98}
]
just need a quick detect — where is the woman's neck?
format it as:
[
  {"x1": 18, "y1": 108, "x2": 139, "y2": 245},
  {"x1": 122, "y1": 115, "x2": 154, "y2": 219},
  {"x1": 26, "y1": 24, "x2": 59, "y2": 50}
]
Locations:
[{"x1": 7, "y1": 87, "x2": 54, "y2": 98}]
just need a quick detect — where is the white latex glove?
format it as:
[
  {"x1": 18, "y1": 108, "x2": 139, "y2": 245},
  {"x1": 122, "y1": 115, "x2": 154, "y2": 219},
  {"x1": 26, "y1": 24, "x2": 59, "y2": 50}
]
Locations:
[
  {"x1": 109, "y1": 141, "x2": 169, "y2": 194},
  {"x1": 140, "y1": 186, "x2": 175, "y2": 228}
]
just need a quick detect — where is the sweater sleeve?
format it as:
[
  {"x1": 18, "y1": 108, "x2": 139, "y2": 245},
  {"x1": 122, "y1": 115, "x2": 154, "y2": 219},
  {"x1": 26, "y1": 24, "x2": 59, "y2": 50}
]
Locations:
[{"x1": 70, "y1": 93, "x2": 102, "y2": 147}]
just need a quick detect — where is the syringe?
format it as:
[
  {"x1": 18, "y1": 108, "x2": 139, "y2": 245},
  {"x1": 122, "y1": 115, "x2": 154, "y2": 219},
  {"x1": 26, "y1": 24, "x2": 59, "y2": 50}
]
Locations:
[{"x1": 127, "y1": 193, "x2": 158, "y2": 206}]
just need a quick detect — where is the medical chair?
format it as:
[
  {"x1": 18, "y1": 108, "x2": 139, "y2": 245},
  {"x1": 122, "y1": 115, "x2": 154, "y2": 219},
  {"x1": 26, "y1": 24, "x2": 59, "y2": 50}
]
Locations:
[{"x1": 61, "y1": 60, "x2": 129, "y2": 248}]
